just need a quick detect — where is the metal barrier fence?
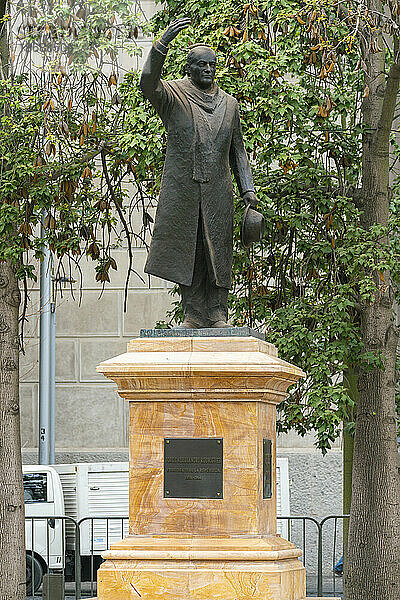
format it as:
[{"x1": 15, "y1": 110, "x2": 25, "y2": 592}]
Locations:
[
  {"x1": 78, "y1": 516, "x2": 129, "y2": 599},
  {"x1": 25, "y1": 515, "x2": 81, "y2": 599},
  {"x1": 278, "y1": 516, "x2": 322, "y2": 595},
  {"x1": 279, "y1": 514, "x2": 349, "y2": 597},
  {"x1": 318, "y1": 515, "x2": 349, "y2": 598},
  {"x1": 25, "y1": 514, "x2": 349, "y2": 598}
]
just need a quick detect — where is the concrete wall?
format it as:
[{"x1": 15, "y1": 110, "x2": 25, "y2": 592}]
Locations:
[
  {"x1": 20, "y1": 247, "x2": 174, "y2": 459},
  {"x1": 19, "y1": 0, "x2": 164, "y2": 460},
  {"x1": 278, "y1": 431, "x2": 343, "y2": 577}
]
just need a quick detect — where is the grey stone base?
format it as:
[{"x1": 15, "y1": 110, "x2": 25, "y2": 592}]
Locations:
[
  {"x1": 22, "y1": 449, "x2": 129, "y2": 465},
  {"x1": 140, "y1": 326, "x2": 265, "y2": 340}
]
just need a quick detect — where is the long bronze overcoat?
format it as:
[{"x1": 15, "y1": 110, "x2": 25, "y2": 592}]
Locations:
[{"x1": 140, "y1": 42, "x2": 254, "y2": 289}]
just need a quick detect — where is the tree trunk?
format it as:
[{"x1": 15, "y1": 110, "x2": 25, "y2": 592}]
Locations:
[
  {"x1": 0, "y1": 0, "x2": 9, "y2": 79},
  {"x1": 0, "y1": 3, "x2": 26, "y2": 599},
  {"x1": 345, "y1": 304, "x2": 400, "y2": 599},
  {"x1": 0, "y1": 259, "x2": 25, "y2": 600},
  {"x1": 344, "y1": 9, "x2": 400, "y2": 597}
]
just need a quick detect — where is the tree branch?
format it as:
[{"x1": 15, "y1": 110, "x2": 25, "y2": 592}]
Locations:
[
  {"x1": 100, "y1": 149, "x2": 134, "y2": 312},
  {"x1": 41, "y1": 141, "x2": 111, "y2": 182},
  {"x1": 0, "y1": 0, "x2": 9, "y2": 79}
]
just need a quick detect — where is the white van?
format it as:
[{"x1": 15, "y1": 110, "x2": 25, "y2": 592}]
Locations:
[
  {"x1": 23, "y1": 462, "x2": 129, "y2": 592},
  {"x1": 24, "y1": 466, "x2": 65, "y2": 593}
]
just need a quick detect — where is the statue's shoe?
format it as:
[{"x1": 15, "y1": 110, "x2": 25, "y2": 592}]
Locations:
[
  {"x1": 209, "y1": 320, "x2": 230, "y2": 328},
  {"x1": 173, "y1": 319, "x2": 201, "y2": 329}
]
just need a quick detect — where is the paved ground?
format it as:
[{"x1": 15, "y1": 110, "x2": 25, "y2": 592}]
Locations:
[
  {"x1": 28, "y1": 582, "x2": 95, "y2": 599},
  {"x1": 307, "y1": 575, "x2": 343, "y2": 598},
  {"x1": 28, "y1": 576, "x2": 344, "y2": 599}
]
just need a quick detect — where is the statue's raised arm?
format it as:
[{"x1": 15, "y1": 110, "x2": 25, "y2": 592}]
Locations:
[
  {"x1": 139, "y1": 22, "x2": 263, "y2": 329},
  {"x1": 139, "y1": 18, "x2": 191, "y2": 109},
  {"x1": 159, "y1": 17, "x2": 192, "y2": 47}
]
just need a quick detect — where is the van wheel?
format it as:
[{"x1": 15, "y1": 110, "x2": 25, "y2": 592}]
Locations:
[{"x1": 26, "y1": 554, "x2": 43, "y2": 595}]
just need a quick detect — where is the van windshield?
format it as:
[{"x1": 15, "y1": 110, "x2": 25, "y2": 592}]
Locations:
[{"x1": 23, "y1": 473, "x2": 48, "y2": 503}]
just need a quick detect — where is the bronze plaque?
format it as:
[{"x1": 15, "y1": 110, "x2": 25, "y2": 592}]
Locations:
[
  {"x1": 164, "y1": 438, "x2": 223, "y2": 499},
  {"x1": 263, "y1": 439, "x2": 272, "y2": 498}
]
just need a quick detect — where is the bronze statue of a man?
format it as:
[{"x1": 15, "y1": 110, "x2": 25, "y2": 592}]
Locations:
[{"x1": 140, "y1": 18, "x2": 258, "y2": 328}]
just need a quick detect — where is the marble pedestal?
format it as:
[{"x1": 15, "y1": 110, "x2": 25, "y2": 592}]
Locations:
[{"x1": 95, "y1": 335, "x2": 306, "y2": 600}]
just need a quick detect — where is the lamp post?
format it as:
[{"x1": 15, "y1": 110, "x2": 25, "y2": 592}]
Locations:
[
  {"x1": 38, "y1": 232, "x2": 52, "y2": 465},
  {"x1": 38, "y1": 243, "x2": 74, "y2": 465}
]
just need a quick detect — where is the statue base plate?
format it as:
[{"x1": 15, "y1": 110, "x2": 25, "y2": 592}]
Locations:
[{"x1": 140, "y1": 325, "x2": 265, "y2": 341}]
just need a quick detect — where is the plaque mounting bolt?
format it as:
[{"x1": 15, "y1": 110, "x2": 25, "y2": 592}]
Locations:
[{"x1": 166, "y1": 490, "x2": 170, "y2": 495}]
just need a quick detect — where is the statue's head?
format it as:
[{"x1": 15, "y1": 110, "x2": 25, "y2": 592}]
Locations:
[{"x1": 185, "y1": 44, "x2": 216, "y2": 91}]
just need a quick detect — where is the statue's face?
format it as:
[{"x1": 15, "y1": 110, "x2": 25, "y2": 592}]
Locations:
[{"x1": 187, "y1": 48, "x2": 216, "y2": 90}]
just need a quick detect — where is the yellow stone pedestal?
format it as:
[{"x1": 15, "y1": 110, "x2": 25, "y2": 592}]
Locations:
[{"x1": 95, "y1": 336, "x2": 307, "y2": 600}]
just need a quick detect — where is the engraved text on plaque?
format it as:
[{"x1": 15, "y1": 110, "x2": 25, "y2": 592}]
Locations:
[{"x1": 164, "y1": 438, "x2": 223, "y2": 499}]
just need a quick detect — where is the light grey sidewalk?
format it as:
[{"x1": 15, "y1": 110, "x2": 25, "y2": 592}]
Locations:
[
  {"x1": 306, "y1": 574, "x2": 343, "y2": 598},
  {"x1": 28, "y1": 576, "x2": 344, "y2": 599}
]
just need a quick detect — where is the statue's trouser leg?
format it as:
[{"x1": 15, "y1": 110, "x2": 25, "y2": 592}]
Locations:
[
  {"x1": 207, "y1": 284, "x2": 229, "y2": 326},
  {"x1": 199, "y1": 213, "x2": 229, "y2": 327},
  {"x1": 179, "y1": 221, "x2": 208, "y2": 328}
]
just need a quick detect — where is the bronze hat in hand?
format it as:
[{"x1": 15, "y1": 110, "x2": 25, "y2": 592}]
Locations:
[{"x1": 241, "y1": 205, "x2": 265, "y2": 248}]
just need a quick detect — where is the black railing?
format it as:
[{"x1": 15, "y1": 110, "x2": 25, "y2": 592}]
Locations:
[
  {"x1": 77, "y1": 516, "x2": 129, "y2": 598},
  {"x1": 318, "y1": 515, "x2": 349, "y2": 598},
  {"x1": 25, "y1": 514, "x2": 348, "y2": 599},
  {"x1": 25, "y1": 515, "x2": 80, "y2": 599}
]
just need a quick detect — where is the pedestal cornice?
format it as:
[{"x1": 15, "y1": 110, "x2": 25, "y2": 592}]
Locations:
[{"x1": 96, "y1": 336, "x2": 305, "y2": 402}]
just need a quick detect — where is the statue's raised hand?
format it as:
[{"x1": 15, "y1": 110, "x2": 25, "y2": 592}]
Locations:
[{"x1": 160, "y1": 17, "x2": 191, "y2": 46}]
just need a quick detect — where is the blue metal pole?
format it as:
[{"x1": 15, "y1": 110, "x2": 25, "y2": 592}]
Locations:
[
  {"x1": 38, "y1": 222, "x2": 51, "y2": 465},
  {"x1": 49, "y1": 293, "x2": 56, "y2": 465}
]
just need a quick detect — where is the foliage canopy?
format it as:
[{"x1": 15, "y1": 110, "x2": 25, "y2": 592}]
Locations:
[
  {"x1": 0, "y1": 0, "x2": 148, "y2": 315},
  {"x1": 2, "y1": 0, "x2": 400, "y2": 452},
  {"x1": 122, "y1": 0, "x2": 400, "y2": 452}
]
